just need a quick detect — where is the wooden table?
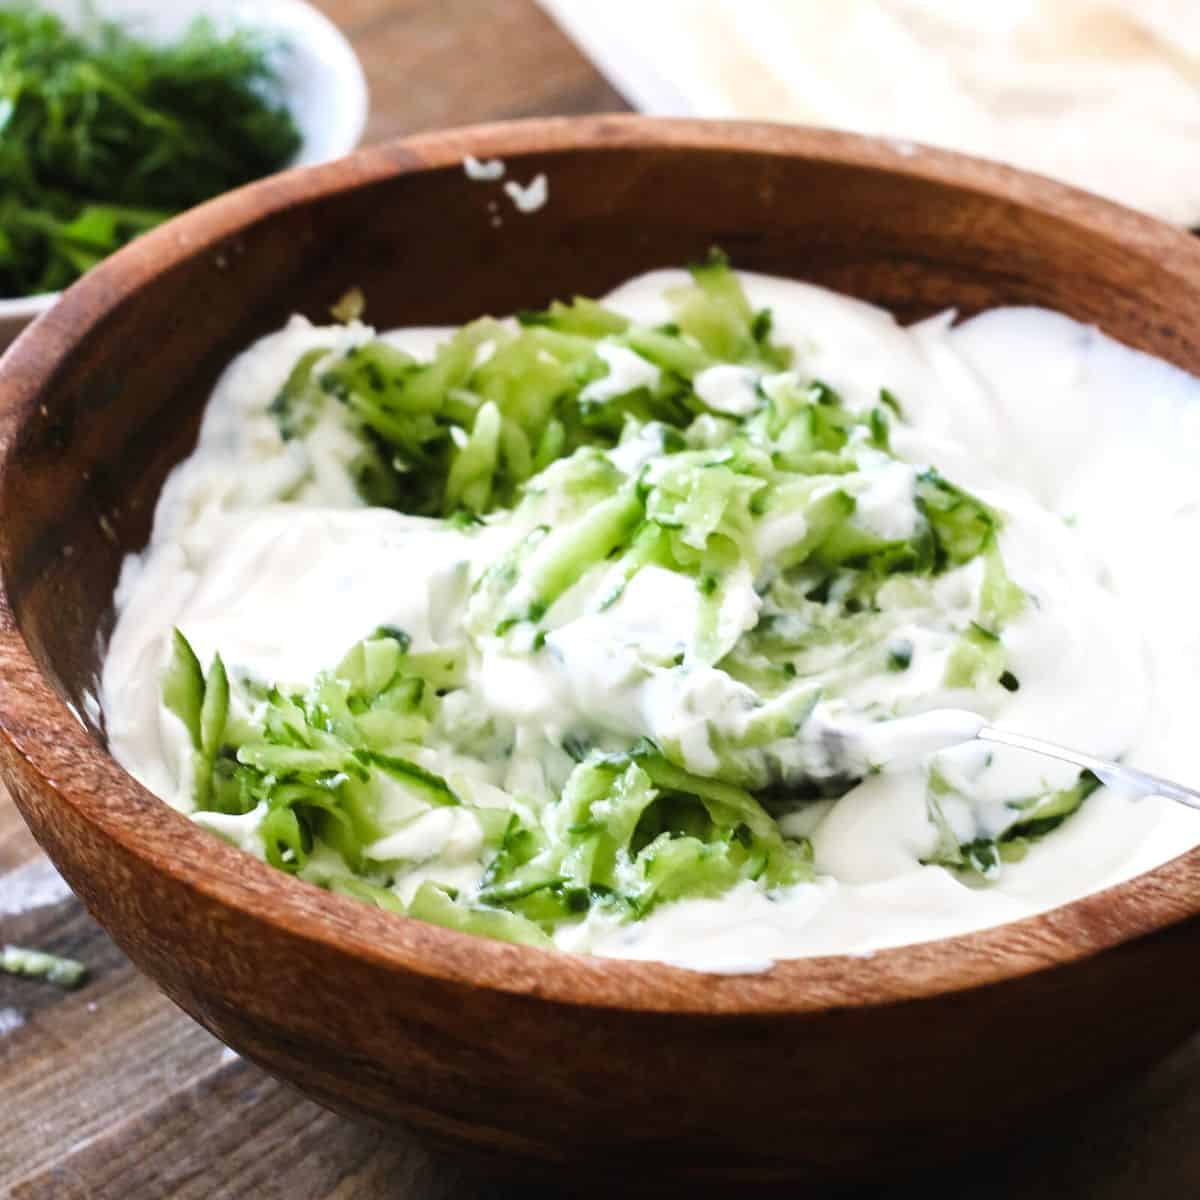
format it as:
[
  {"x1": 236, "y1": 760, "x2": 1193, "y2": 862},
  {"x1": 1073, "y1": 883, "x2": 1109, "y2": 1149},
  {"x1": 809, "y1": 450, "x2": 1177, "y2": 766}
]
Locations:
[{"x1": 3, "y1": 2, "x2": 1199, "y2": 1195}]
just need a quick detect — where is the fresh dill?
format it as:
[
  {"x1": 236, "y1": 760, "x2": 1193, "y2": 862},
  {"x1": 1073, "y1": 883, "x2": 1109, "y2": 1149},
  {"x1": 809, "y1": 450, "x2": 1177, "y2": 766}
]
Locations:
[{"x1": 0, "y1": 5, "x2": 300, "y2": 297}]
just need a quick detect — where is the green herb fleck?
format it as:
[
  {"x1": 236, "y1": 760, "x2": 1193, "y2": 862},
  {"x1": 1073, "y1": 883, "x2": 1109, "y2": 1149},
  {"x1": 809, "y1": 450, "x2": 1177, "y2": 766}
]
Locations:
[
  {"x1": 1, "y1": 944, "x2": 87, "y2": 989},
  {"x1": 887, "y1": 639, "x2": 914, "y2": 672}
]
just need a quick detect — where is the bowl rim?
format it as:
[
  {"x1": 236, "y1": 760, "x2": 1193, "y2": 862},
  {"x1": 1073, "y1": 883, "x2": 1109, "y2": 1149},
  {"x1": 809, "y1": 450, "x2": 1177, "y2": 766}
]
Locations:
[
  {"x1": 0, "y1": 0, "x2": 368, "y2": 326},
  {"x1": 2, "y1": 114, "x2": 1200, "y2": 1016}
]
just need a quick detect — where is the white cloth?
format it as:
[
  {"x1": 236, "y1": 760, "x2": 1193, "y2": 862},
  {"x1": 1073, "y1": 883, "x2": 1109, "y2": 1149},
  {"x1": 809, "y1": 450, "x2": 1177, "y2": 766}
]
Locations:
[{"x1": 541, "y1": 0, "x2": 1200, "y2": 225}]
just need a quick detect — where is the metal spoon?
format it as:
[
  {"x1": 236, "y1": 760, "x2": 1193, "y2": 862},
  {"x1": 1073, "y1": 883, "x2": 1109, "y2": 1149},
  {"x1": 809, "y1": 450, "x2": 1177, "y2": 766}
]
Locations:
[{"x1": 850, "y1": 709, "x2": 1200, "y2": 812}]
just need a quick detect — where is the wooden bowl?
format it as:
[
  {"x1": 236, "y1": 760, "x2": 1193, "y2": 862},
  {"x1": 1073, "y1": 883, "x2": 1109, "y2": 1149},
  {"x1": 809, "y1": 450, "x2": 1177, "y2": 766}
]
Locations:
[{"x1": 2, "y1": 117, "x2": 1200, "y2": 1187}]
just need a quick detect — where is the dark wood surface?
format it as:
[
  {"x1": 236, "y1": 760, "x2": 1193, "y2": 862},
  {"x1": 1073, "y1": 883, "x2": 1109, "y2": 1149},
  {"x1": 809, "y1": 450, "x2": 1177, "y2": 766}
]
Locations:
[{"x1": 3, "y1": 4, "x2": 1200, "y2": 1198}]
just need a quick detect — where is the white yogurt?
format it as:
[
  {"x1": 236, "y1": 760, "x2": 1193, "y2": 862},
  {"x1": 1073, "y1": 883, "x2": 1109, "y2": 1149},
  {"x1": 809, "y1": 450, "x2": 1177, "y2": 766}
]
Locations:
[{"x1": 101, "y1": 270, "x2": 1200, "y2": 970}]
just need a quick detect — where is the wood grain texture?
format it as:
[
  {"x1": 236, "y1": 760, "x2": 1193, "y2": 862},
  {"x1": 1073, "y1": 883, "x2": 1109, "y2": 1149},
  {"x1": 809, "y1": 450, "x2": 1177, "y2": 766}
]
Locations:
[
  {"x1": 8, "y1": 883, "x2": 1200, "y2": 1200},
  {"x1": 1, "y1": 5, "x2": 1200, "y2": 1196},
  {"x1": 324, "y1": 0, "x2": 626, "y2": 140}
]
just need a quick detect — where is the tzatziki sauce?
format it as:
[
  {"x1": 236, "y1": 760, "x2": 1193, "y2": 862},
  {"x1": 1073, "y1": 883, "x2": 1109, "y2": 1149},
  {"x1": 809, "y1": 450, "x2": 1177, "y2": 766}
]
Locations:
[{"x1": 101, "y1": 269, "x2": 1200, "y2": 972}]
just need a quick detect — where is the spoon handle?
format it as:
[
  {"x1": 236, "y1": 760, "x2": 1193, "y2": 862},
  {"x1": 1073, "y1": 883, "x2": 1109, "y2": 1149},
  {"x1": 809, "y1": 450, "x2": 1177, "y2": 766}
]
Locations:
[{"x1": 978, "y1": 726, "x2": 1200, "y2": 812}]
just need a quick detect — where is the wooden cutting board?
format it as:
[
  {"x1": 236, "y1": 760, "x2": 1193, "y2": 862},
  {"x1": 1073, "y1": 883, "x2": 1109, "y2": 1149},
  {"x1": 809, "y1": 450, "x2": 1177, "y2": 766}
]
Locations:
[{"x1": 3, "y1": 2, "x2": 1200, "y2": 1195}]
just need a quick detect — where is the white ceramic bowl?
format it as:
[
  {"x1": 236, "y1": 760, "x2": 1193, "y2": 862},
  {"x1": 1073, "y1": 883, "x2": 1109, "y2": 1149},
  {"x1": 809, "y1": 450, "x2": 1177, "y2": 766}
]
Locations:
[{"x1": 0, "y1": 0, "x2": 368, "y2": 350}]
